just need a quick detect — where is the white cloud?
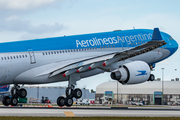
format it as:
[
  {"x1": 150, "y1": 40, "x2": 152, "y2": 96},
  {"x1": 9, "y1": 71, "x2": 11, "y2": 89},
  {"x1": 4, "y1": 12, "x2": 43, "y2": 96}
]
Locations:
[
  {"x1": 6, "y1": 15, "x2": 19, "y2": 21},
  {"x1": 0, "y1": 18, "x2": 66, "y2": 40},
  {"x1": 0, "y1": 0, "x2": 58, "y2": 10}
]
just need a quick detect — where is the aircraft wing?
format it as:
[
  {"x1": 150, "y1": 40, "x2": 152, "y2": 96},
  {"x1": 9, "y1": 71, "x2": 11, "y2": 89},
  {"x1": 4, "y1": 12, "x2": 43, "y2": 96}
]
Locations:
[{"x1": 48, "y1": 28, "x2": 166, "y2": 78}]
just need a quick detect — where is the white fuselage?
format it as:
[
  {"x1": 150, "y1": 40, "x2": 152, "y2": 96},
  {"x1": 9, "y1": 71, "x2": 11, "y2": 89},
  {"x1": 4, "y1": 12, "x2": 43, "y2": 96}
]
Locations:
[{"x1": 0, "y1": 47, "x2": 169, "y2": 85}]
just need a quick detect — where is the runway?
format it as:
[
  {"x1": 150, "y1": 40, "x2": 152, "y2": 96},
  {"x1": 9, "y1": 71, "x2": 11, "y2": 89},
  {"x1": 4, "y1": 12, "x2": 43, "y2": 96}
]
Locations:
[{"x1": 0, "y1": 106, "x2": 180, "y2": 117}]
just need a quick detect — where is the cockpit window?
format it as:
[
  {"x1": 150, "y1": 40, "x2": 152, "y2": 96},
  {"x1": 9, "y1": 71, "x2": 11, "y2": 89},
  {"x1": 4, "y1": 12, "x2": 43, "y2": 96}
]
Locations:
[{"x1": 169, "y1": 36, "x2": 174, "y2": 40}]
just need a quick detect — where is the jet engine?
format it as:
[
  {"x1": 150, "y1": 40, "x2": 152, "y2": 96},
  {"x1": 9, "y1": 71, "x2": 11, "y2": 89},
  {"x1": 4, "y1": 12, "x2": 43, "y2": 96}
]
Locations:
[{"x1": 111, "y1": 61, "x2": 150, "y2": 85}]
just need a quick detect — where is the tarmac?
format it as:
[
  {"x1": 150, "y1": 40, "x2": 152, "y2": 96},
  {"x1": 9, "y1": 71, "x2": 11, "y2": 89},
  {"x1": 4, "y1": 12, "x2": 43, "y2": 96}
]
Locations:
[{"x1": 0, "y1": 105, "x2": 180, "y2": 117}]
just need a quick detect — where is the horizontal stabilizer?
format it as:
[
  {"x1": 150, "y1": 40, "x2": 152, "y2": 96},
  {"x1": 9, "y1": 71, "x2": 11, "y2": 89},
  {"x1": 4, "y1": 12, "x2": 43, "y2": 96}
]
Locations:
[{"x1": 152, "y1": 28, "x2": 162, "y2": 41}]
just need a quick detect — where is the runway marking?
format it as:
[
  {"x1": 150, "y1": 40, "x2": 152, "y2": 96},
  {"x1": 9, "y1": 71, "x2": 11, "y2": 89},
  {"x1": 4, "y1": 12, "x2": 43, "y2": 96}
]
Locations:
[{"x1": 64, "y1": 111, "x2": 75, "y2": 117}]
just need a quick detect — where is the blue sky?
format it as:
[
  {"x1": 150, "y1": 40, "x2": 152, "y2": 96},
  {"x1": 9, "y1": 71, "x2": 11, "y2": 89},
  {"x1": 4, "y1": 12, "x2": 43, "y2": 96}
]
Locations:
[{"x1": 0, "y1": 0, "x2": 180, "y2": 90}]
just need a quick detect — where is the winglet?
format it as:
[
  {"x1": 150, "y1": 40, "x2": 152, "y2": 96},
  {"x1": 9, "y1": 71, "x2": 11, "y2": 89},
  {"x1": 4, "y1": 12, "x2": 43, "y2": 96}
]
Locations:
[{"x1": 152, "y1": 28, "x2": 162, "y2": 41}]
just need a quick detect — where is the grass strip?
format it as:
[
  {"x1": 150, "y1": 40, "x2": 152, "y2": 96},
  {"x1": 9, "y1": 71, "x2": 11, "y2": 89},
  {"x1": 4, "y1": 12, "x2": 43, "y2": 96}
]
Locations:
[{"x1": 0, "y1": 117, "x2": 180, "y2": 120}]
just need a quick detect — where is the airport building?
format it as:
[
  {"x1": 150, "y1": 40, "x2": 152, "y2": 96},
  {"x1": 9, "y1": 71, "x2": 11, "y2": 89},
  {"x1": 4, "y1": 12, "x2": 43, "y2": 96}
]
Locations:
[
  {"x1": 95, "y1": 80, "x2": 180, "y2": 105},
  {"x1": 0, "y1": 86, "x2": 95, "y2": 103},
  {"x1": 25, "y1": 86, "x2": 95, "y2": 103},
  {"x1": 1, "y1": 80, "x2": 180, "y2": 105}
]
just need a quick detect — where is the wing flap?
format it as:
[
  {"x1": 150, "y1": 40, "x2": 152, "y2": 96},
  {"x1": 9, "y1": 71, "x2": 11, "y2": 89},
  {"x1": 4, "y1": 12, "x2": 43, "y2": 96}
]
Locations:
[{"x1": 49, "y1": 53, "x2": 116, "y2": 77}]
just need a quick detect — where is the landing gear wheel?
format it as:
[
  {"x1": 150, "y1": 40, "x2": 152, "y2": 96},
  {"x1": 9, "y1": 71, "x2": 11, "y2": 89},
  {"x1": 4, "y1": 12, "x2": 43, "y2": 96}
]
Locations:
[
  {"x1": 10, "y1": 97, "x2": 18, "y2": 106},
  {"x1": 19, "y1": 88, "x2": 27, "y2": 98},
  {"x1": 73, "y1": 88, "x2": 82, "y2": 99},
  {"x1": 65, "y1": 97, "x2": 73, "y2": 107},
  {"x1": 66, "y1": 87, "x2": 73, "y2": 97},
  {"x1": 2, "y1": 96, "x2": 10, "y2": 106},
  {"x1": 149, "y1": 74, "x2": 155, "y2": 81},
  {"x1": 57, "y1": 96, "x2": 65, "y2": 106},
  {"x1": 11, "y1": 89, "x2": 18, "y2": 98}
]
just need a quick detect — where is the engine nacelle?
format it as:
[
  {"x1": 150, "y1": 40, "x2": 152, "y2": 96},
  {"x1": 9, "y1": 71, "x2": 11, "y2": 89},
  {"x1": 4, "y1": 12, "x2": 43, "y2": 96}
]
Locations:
[{"x1": 111, "y1": 61, "x2": 150, "y2": 85}]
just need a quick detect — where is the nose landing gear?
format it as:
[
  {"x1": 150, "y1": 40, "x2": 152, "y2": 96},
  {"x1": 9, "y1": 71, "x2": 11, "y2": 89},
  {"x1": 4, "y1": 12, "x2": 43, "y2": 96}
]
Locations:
[{"x1": 148, "y1": 74, "x2": 155, "y2": 81}]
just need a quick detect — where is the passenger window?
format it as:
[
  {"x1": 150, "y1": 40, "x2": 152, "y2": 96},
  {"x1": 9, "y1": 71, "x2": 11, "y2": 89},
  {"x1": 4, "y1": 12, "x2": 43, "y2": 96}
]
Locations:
[
  {"x1": 57, "y1": 51, "x2": 59, "y2": 54},
  {"x1": 19, "y1": 55, "x2": 21, "y2": 58},
  {"x1": 54, "y1": 51, "x2": 56, "y2": 54},
  {"x1": 4, "y1": 57, "x2": 6, "y2": 60},
  {"x1": 17, "y1": 56, "x2": 18, "y2": 59},
  {"x1": 14, "y1": 56, "x2": 16, "y2": 59},
  {"x1": 1, "y1": 57, "x2": 3, "y2": 60},
  {"x1": 48, "y1": 52, "x2": 50, "y2": 55},
  {"x1": 10, "y1": 56, "x2": 12, "y2": 59},
  {"x1": 45, "y1": 52, "x2": 47, "y2": 55},
  {"x1": 42, "y1": 53, "x2": 45, "y2": 55},
  {"x1": 25, "y1": 55, "x2": 27, "y2": 57},
  {"x1": 51, "y1": 52, "x2": 53, "y2": 54},
  {"x1": 7, "y1": 57, "x2": 9, "y2": 59},
  {"x1": 22, "y1": 55, "x2": 24, "y2": 58}
]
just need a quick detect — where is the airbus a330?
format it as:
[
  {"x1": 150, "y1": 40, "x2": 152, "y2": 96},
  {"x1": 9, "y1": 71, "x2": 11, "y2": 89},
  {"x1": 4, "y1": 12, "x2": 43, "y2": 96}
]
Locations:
[{"x1": 1, "y1": 28, "x2": 178, "y2": 107}]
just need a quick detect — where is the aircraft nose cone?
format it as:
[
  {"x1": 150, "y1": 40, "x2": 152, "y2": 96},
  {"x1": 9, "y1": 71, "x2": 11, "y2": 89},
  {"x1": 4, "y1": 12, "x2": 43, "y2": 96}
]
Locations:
[
  {"x1": 168, "y1": 39, "x2": 178, "y2": 55},
  {"x1": 173, "y1": 39, "x2": 178, "y2": 51},
  {"x1": 175, "y1": 40, "x2": 178, "y2": 48}
]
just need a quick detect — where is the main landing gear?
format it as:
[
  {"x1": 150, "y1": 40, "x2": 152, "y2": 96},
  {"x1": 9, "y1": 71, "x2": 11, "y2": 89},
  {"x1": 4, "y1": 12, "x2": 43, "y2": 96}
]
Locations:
[
  {"x1": 57, "y1": 85, "x2": 82, "y2": 107},
  {"x1": 2, "y1": 84, "x2": 27, "y2": 106}
]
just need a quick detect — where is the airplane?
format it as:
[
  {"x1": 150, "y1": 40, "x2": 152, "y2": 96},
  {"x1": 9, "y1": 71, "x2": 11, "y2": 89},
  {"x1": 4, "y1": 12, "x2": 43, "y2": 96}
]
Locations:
[{"x1": 0, "y1": 28, "x2": 178, "y2": 107}]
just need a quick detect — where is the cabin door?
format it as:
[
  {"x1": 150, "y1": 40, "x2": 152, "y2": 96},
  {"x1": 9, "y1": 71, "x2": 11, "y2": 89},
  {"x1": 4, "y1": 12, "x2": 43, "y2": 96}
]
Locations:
[{"x1": 28, "y1": 49, "x2": 36, "y2": 64}]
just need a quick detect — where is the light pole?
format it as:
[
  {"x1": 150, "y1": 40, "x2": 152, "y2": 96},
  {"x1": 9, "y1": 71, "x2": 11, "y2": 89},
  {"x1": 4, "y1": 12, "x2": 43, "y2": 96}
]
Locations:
[
  {"x1": 117, "y1": 81, "x2": 118, "y2": 104},
  {"x1": 161, "y1": 68, "x2": 164, "y2": 105},
  {"x1": 37, "y1": 85, "x2": 39, "y2": 99},
  {"x1": 175, "y1": 69, "x2": 177, "y2": 80}
]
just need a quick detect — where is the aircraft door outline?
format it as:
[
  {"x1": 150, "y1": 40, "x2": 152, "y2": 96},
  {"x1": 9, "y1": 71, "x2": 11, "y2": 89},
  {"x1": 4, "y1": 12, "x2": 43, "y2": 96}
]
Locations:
[{"x1": 28, "y1": 49, "x2": 36, "y2": 64}]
